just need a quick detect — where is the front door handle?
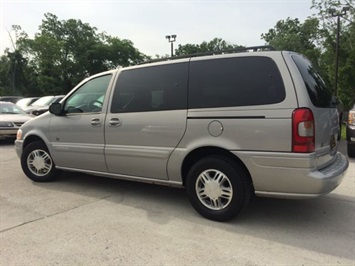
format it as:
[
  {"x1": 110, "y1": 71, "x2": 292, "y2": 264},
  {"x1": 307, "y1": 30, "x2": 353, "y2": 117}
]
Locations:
[
  {"x1": 109, "y1": 118, "x2": 122, "y2": 126},
  {"x1": 91, "y1": 118, "x2": 101, "y2": 126}
]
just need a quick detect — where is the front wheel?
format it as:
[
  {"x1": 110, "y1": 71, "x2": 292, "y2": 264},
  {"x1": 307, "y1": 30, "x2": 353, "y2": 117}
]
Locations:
[
  {"x1": 186, "y1": 156, "x2": 252, "y2": 221},
  {"x1": 21, "y1": 141, "x2": 58, "y2": 182}
]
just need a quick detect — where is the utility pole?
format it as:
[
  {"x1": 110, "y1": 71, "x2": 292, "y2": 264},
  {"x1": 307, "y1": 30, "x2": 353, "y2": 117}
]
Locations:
[
  {"x1": 165, "y1": 35, "x2": 177, "y2": 57},
  {"x1": 329, "y1": 6, "x2": 350, "y2": 95}
]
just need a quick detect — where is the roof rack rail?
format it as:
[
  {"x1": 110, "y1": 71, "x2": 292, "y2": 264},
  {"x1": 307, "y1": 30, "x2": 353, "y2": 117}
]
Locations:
[{"x1": 140, "y1": 45, "x2": 276, "y2": 64}]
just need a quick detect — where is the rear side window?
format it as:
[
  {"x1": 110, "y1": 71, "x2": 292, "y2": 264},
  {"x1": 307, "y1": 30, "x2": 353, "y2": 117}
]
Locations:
[
  {"x1": 188, "y1": 57, "x2": 285, "y2": 108},
  {"x1": 111, "y1": 63, "x2": 188, "y2": 113},
  {"x1": 292, "y1": 55, "x2": 333, "y2": 108}
]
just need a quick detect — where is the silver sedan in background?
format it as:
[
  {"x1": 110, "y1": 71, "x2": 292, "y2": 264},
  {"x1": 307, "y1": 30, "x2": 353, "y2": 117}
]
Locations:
[{"x1": 0, "y1": 101, "x2": 33, "y2": 139}]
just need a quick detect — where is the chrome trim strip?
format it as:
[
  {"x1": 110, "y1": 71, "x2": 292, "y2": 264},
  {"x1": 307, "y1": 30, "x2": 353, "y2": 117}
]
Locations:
[
  {"x1": 55, "y1": 166, "x2": 184, "y2": 188},
  {"x1": 255, "y1": 191, "x2": 328, "y2": 199},
  {"x1": 187, "y1": 116, "x2": 265, "y2": 119},
  {"x1": 105, "y1": 145, "x2": 171, "y2": 159}
]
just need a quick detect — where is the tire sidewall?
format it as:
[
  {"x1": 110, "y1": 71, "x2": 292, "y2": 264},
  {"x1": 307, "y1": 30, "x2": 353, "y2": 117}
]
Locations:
[
  {"x1": 21, "y1": 141, "x2": 57, "y2": 182},
  {"x1": 186, "y1": 156, "x2": 249, "y2": 221}
]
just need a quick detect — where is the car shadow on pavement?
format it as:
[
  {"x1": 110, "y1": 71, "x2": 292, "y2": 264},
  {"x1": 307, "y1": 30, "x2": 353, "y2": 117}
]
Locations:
[
  {"x1": 3, "y1": 139, "x2": 353, "y2": 261},
  {"x1": 40, "y1": 171, "x2": 191, "y2": 223},
  {"x1": 226, "y1": 195, "x2": 354, "y2": 260},
  {"x1": 35, "y1": 170, "x2": 355, "y2": 261}
]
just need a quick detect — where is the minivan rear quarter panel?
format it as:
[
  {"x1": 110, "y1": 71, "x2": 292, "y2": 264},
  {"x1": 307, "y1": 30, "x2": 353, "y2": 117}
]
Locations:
[
  {"x1": 169, "y1": 53, "x2": 299, "y2": 182},
  {"x1": 283, "y1": 52, "x2": 340, "y2": 169}
]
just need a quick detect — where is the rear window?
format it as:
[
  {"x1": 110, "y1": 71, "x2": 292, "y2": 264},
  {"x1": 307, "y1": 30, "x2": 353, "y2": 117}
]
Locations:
[
  {"x1": 188, "y1": 56, "x2": 285, "y2": 109},
  {"x1": 292, "y1": 55, "x2": 333, "y2": 108}
]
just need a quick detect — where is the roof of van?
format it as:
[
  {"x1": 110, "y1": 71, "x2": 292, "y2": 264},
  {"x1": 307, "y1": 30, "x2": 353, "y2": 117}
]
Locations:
[{"x1": 139, "y1": 45, "x2": 276, "y2": 65}]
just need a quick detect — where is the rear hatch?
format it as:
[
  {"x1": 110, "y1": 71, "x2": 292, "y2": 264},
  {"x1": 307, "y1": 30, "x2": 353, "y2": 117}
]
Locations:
[{"x1": 291, "y1": 54, "x2": 339, "y2": 168}]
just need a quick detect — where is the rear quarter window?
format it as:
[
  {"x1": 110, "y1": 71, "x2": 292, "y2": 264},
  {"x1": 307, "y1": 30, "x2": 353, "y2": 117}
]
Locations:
[
  {"x1": 292, "y1": 55, "x2": 333, "y2": 108},
  {"x1": 188, "y1": 56, "x2": 285, "y2": 108}
]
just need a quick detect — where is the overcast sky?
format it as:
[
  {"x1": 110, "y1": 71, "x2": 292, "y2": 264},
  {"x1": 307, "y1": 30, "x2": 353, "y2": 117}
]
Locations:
[{"x1": 1, "y1": 0, "x2": 315, "y2": 57}]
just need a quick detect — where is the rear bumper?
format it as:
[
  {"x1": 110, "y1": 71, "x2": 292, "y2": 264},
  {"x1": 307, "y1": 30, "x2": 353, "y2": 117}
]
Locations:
[{"x1": 234, "y1": 151, "x2": 349, "y2": 199}]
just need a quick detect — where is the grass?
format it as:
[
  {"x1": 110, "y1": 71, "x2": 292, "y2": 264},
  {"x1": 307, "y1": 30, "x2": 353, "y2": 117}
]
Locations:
[{"x1": 341, "y1": 124, "x2": 347, "y2": 140}]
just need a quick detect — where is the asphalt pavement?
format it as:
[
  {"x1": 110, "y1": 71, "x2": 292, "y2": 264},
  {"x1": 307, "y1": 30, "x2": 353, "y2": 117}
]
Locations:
[{"x1": 0, "y1": 139, "x2": 354, "y2": 265}]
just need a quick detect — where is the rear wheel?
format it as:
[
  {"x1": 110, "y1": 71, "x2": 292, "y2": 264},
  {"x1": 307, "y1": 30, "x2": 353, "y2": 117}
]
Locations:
[
  {"x1": 21, "y1": 141, "x2": 58, "y2": 182},
  {"x1": 186, "y1": 156, "x2": 251, "y2": 221}
]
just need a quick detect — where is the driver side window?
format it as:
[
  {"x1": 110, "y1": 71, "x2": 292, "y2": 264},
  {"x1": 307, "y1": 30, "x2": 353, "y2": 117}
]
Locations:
[{"x1": 64, "y1": 74, "x2": 112, "y2": 113}]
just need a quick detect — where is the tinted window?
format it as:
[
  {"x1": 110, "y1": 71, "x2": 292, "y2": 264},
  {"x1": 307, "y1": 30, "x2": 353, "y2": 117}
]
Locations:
[
  {"x1": 292, "y1": 55, "x2": 333, "y2": 108},
  {"x1": 188, "y1": 57, "x2": 285, "y2": 108},
  {"x1": 111, "y1": 63, "x2": 188, "y2": 113}
]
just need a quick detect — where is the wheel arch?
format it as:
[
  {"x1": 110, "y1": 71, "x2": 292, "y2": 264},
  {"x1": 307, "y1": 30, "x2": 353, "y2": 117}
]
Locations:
[
  {"x1": 23, "y1": 134, "x2": 47, "y2": 150},
  {"x1": 181, "y1": 146, "x2": 254, "y2": 190}
]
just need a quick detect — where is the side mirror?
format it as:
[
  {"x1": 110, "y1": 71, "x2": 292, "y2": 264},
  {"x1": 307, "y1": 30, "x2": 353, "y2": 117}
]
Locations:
[{"x1": 49, "y1": 102, "x2": 63, "y2": 115}]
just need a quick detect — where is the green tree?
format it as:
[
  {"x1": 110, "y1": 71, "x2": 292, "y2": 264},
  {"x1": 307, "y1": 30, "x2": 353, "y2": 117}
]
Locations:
[
  {"x1": 312, "y1": 0, "x2": 355, "y2": 109},
  {"x1": 0, "y1": 55, "x2": 11, "y2": 95},
  {"x1": 175, "y1": 38, "x2": 242, "y2": 56},
  {"x1": 175, "y1": 43, "x2": 201, "y2": 56},
  {"x1": 104, "y1": 36, "x2": 145, "y2": 67},
  {"x1": 0, "y1": 26, "x2": 32, "y2": 96},
  {"x1": 261, "y1": 17, "x2": 322, "y2": 66},
  {"x1": 261, "y1": 0, "x2": 354, "y2": 109},
  {"x1": 17, "y1": 13, "x2": 145, "y2": 95}
]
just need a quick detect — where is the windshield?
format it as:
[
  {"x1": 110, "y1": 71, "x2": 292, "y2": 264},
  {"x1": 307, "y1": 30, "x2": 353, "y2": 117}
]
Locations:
[
  {"x1": 31, "y1": 96, "x2": 55, "y2": 107},
  {"x1": 0, "y1": 103, "x2": 26, "y2": 114},
  {"x1": 16, "y1": 98, "x2": 36, "y2": 108},
  {"x1": 292, "y1": 55, "x2": 333, "y2": 108}
]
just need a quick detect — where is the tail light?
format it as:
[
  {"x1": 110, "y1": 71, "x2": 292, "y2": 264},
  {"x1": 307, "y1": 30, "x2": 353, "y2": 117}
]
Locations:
[{"x1": 292, "y1": 108, "x2": 315, "y2": 153}]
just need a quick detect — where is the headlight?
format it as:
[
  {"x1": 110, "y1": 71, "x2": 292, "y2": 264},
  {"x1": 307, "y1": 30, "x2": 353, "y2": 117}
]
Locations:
[
  {"x1": 16, "y1": 129, "x2": 23, "y2": 140},
  {"x1": 0, "y1": 122, "x2": 13, "y2": 127}
]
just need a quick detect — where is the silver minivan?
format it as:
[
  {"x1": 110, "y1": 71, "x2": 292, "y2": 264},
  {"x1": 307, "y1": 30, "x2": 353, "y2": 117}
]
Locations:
[{"x1": 15, "y1": 47, "x2": 349, "y2": 221}]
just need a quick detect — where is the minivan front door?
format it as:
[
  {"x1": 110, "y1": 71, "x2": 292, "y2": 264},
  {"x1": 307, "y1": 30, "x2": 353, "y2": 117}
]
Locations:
[{"x1": 49, "y1": 74, "x2": 113, "y2": 172}]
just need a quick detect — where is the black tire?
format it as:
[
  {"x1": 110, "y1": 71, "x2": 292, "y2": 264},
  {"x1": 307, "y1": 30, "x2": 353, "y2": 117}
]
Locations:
[
  {"x1": 186, "y1": 156, "x2": 252, "y2": 222},
  {"x1": 348, "y1": 143, "x2": 355, "y2": 158},
  {"x1": 21, "y1": 140, "x2": 58, "y2": 182}
]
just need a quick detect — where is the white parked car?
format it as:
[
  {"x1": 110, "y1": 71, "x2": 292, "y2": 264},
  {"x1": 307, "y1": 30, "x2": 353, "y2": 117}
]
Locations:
[
  {"x1": 16, "y1": 97, "x2": 39, "y2": 109},
  {"x1": 23, "y1": 95, "x2": 65, "y2": 116}
]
